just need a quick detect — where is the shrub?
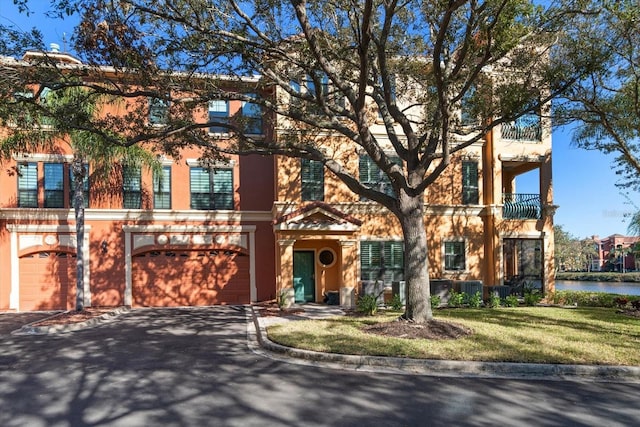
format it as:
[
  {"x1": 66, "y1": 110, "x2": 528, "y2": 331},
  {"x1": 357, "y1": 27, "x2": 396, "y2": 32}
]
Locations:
[
  {"x1": 487, "y1": 292, "x2": 502, "y2": 308},
  {"x1": 430, "y1": 294, "x2": 442, "y2": 309},
  {"x1": 277, "y1": 289, "x2": 288, "y2": 309},
  {"x1": 468, "y1": 291, "x2": 483, "y2": 308},
  {"x1": 615, "y1": 297, "x2": 629, "y2": 309},
  {"x1": 524, "y1": 290, "x2": 542, "y2": 306},
  {"x1": 553, "y1": 291, "x2": 632, "y2": 308},
  {"x1": 632, "y1": 300, "x2": 640, "y2": 310},
  {"x1": 389, "y1": 294, "x2": 403, "y2": 311},
  {"x1": 448, "y1": 290, "x2": 466, "y2": 308},
  {"x1": 505, "y1": 294, "x2": 520, "y2": 307},
  {"x1": 357, "y1": 293, "x2": 380, "y2": 316}
]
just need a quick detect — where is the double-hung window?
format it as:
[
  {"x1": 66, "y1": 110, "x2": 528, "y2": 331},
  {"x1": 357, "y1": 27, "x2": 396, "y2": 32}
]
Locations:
[
  {"x1": 43, "y1": 163, "x2": 64, "y2": 208},
  {"x1": 190, "y1": 166, "x2": 233, "y2": 210},
  {"x1": 359, "y1": 155, "x2": 400, "y2": 199},
  {"x1": 444, "y1": 241, "x2": 466, "y2": 271},
  {"x1": 241, "y1": 94, "x2": 262, "y2": 134},
  {"x1": 17, "y1": 162, "x2": 38, "y2": 207},
  {"x1": 149, "y1": 97, "x2": 169, "y2": 125},
  {"x1": 462, "y1": 161, "x2": 479, "y2": 204},
  {"x1": 153, "y1": 166, "x2": 172, "y2": 209},
  {"x1": 122, "y1": 166, "x2": 142, "y2": 209},
  {"x1": 301, "y1": 159, "x2": 324, "y2": 201},
  {"x1": 208, "y1": 100, "x2": 229, "y2": 133},
  {"x1": 360, "y1": 240, "x2": 404, "y2": 284},
  {"x1": 69, "y1": 164, "x2": 90, "y2": 208}
]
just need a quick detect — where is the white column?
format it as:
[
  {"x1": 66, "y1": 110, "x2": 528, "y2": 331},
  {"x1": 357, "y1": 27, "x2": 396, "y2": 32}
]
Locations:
[
  {"x1": 124, "y1": 229, "x2": 133, "y2": 307},
  {"x1": 9, "y1": 230, "x2": 19, "y2": 311}
]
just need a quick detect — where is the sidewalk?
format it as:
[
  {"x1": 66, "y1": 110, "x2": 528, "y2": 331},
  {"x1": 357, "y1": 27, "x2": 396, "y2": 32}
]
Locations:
[{"x1": 249, "y1": 303, "x2": 640, "y2": 382}]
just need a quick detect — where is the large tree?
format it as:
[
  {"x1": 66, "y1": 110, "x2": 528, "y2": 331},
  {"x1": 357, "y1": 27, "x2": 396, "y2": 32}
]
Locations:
[
  {"x1": 3, "y1": 0, "x2": 593, "y2": 322},
  {"x1": 0, "y1": 79, "x2": 159, "y2": 312},
  {"x1": 554, "y1": 0, "x2": 640, "y2": 228}
]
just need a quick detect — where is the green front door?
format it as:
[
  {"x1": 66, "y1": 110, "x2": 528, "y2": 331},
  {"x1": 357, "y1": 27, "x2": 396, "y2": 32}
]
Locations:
[{"x1": 293, "y1": 251, "x2": 315, "y2": 302}]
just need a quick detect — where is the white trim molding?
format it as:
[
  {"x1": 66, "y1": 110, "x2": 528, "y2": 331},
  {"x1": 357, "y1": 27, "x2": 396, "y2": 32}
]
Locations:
[
  {"x1": 0, "y1": 208, "x2": 272, "y2": 223},
  {"x1": 186, "y1": 158, "x2": 236, "y2": 167},
  {"x1": 6, "y1": 224, "x2": 91, "y2": 311},
  {"x1": 13, "y1": 153, "x2": 74, "y2": 162}
]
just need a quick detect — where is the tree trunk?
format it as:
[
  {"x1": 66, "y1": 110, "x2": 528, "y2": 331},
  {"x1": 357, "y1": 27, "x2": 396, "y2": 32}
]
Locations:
[
  {"x1": 72, "y1": 157, "x2": 86, "y2": 311},
  {"x1": 399, "y1": 193, "x2": 432, "y2": 323}
]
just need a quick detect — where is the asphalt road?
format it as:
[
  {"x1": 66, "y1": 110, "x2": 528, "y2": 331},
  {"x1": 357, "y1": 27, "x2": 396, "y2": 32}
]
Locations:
[{"x1": 1, "y1": 306, "x2": 639, "y2": 427}]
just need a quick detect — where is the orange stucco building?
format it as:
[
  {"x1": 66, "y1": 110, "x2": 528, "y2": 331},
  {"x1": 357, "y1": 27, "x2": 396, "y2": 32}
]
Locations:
[{"x1": 0, "y1": 50, "x2": 555, "y2": 311}]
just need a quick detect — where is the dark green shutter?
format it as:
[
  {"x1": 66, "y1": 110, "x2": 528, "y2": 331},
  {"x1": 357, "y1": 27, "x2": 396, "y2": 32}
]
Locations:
[
  {"x1": 301, "y1": 159, "x2": 324, "y2": 201},
  {"x1": 462, "y1": 161, "x2": 479, "y2": 204},
  {"x1": 18, "y1": 162, "x2": 38, "y2": 207}
]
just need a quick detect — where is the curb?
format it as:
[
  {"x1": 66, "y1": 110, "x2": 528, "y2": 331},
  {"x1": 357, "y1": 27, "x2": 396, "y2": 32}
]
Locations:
[
  {"x1": 249, "y1": 307, "x2": 640, "y2": 382},
  {"x1": 11, "y1": 307, "x2": 130, "y2": 336}
]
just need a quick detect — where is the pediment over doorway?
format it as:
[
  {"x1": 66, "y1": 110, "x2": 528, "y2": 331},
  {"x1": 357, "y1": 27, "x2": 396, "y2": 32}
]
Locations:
[{"x1": 273, "y1": 202, "x2": 362, "y2": 232}]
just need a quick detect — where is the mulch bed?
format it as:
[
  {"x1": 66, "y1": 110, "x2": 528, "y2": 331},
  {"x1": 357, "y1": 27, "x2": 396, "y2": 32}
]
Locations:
[
  {"x1": 362, "y1": 318, "x2": 473, "y2": 340},
  {"x1": 252, "y1": 300, "x2": 305, "y2": 317},
  {"x1": 31, "y1": 307, "x2": 119, "y2": 327}
]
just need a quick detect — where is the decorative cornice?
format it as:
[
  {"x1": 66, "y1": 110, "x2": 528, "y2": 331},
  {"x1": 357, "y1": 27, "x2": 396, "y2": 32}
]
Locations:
[
  {"x1": 273, "y1": 201, "x2": 363, "y2": 226},
  {"x1": 0, "y1": 208, "x2": 272, "y2": 223},
  {"x1": 122, "y1": 224, "x2": 255, "y2": 233}
]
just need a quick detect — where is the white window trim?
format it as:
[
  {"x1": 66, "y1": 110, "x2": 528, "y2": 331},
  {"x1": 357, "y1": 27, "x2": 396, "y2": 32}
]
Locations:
[
  {"x1": 186, "y1": 158, "x2": 236, "y2": 168},
  {"x1": 13, "y1": 153, "x2": 73, "y2": 162}
]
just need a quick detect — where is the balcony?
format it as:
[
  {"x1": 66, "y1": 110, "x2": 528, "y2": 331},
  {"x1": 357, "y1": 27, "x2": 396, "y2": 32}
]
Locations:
[
  {"x1": 501, "y1": 114, "x2": 541, "y2": 141},
  {"x1": 503, "y1": 193, "x2": 541, "y2": 219}
]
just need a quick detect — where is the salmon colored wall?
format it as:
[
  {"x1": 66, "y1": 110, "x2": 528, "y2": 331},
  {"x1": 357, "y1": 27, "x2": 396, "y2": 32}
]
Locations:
[
  {"x1": 253, "y1": 221, "x2": 277, "y2": 301},
  {"x1": 239, "y1": 155, "x2": 275, "y2": 211}
]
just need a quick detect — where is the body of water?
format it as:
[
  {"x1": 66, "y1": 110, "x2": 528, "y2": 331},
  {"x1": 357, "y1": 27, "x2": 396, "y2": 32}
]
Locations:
[{"x1": 556, "y1": 280, "x2": 640, "y2": 296}]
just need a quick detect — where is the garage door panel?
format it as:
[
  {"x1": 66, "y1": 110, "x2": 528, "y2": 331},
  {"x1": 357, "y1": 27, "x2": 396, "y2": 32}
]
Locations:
[
  {"x1": 132, "y1": 251, "x2": 250, "y2": 307},
  {"x1": 20, "y1": 252, "x2": 76, "y2": 311}
]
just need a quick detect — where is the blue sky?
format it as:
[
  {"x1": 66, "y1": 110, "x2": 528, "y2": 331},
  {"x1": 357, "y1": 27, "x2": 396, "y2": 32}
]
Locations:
[{"x1": 1, "y1": 3, "x2": 637, "y2": 239}]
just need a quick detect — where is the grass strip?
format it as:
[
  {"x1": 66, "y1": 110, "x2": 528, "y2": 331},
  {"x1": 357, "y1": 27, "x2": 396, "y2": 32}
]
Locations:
[{"x1": 267, "y1": 307, "x2": 640, "y2": 365}]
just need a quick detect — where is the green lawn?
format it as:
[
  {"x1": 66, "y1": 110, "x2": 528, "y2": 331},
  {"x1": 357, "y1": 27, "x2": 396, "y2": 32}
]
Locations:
[{"x1": 267, "y1": 307, "x2": 640, "y2": 365}]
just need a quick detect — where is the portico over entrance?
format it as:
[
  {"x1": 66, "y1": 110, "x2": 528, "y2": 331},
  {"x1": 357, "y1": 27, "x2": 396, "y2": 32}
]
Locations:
[{"x1": 273, "y1": 202, "x2": 361, "y2": 307}]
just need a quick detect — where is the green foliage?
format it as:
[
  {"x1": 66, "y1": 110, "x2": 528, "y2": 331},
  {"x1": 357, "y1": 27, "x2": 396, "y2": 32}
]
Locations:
[
  {"x1": 552, "y1": 290, "x2": 640, "y2": 308},
  {"x1": 389, "y1": 294, "x2": 403, "y2": 311},
  {"x1": 523, "y1": 290, "x2": 542, "y2": 306},
  {"x1": 467, "y1": 291, "x2": 483, "y2": 309},
  {"x1": 504, "y1": 295, "x2": 520, "y2": 307},
  {"x1": 554, "y1": 225, "x2": 597, "y2": 272},
  {"x1": 277, "y1": 289, "x2": 288, "y2": 309},
  {"x1": 357, "y1": 294, "x2": 380, "y2": 316},
  {"x1": 555, "y1": 1, "x2": 640, "y2": 192},
  {"x1": 430, "y1": 294, "x2": 442, "y2": 309},
  {"x1": 487, "y1": 292, "x2": 502, "y2": 308},
  {"x1": 448, "y1": 291, "x2": 466, "y2": 308}
]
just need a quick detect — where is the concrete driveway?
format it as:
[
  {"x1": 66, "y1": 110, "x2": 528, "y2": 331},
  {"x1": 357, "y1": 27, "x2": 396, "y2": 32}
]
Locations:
[{"x1": 1, "y1": 306, "x2": 640, "y2": 427}]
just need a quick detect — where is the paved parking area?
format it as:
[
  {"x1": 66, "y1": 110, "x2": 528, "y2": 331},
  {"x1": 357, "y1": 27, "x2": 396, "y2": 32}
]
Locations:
[{"x1": 1, "y1": 306, "x2": 639, "y2": 427}]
